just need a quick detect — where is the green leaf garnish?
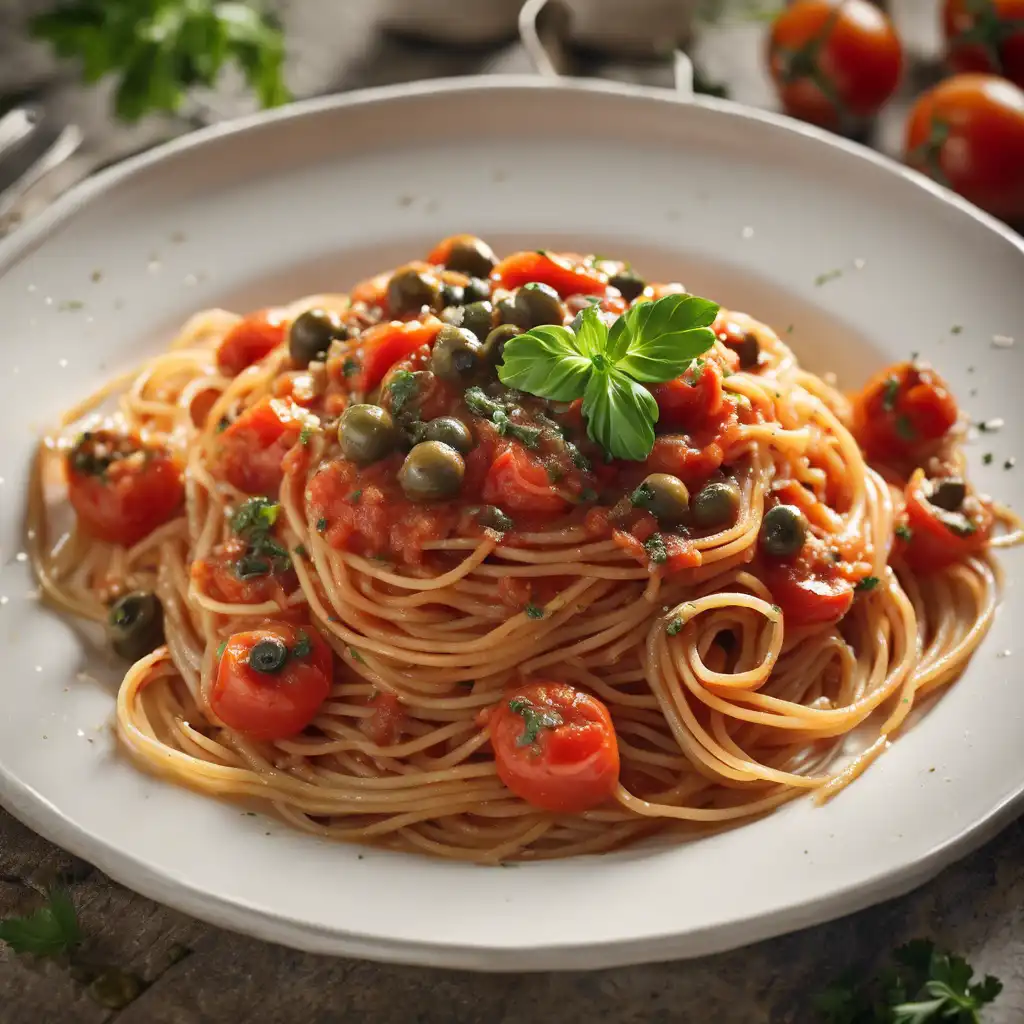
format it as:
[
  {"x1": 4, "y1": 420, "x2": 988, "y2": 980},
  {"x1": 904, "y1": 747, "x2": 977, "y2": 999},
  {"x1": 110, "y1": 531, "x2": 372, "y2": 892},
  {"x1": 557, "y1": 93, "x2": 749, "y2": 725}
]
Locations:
[
  {"x1": 508, "y1": 697, "x2": 563, "y2": 747},
  {"x1": 388, "y1": 370, "x2": 418, "y2": 416},
  {"x1": 0, "y1": 886, "x2": 81, "y2": 957},
  {"x1": 895, "y1": 524, "x2": 913, "y2": 542},
  {"x1": 498, "y1": 296, "x2": 718, "y2": 460},
  {"x1": 524, "y1": 602, "x2": 544, "y2": 619},
  {"x1": 230, "y1": 497, "x2": 290, "y2": 579},
  {"x1": 291, "y1": 631, "x2": 312, "y2": 659},
  {"x1": 643, "y1": 533, "x2": 668, "y2": 565},
  {"x1": 855, "y1": 576, "x2": 880, "y2": 592},
  {"x1": 31, "y1": 0, "x2": 290, "y2": 124}
]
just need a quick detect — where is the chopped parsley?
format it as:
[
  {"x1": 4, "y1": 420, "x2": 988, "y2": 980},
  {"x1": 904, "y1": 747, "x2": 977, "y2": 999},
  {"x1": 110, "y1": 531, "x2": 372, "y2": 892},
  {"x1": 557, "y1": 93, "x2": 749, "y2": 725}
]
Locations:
[
  {"x1": 348, "y1": 647, "x2": 365, "y2": 664},
  {"x1": 491, "y1": 409, "x2": 543, "y2": 450},
  {"x1": 1005, "y1": 457, "x2": 1017, "y2": 470},
  {"x1": 855, "y1": 576, "x2": 880, "y2": 592},
  {"x1": 631, "y1": 481, "x2": 655, "y2": 509},
  {"x1": 294, "y1": 544, "x2": 307, "y2": 558},
  {"x1": 299, "y1": 425, "x2": 314, "y2": 445},
  {"x1": 342, "y1": 356, "x2": 360, "y2": 378},
  {"x1": 349, "y1": 490, "x2": 363, "y2": 503},
  {"x1": 291, "y1": 631, "x2": 312, "y2": 659},
  {"x1": 508, "y1": 697, "x2": 562, "y2": 747},
  {"x1": 387, "y1": 369, "x2": 418, "y2": 415},
  {"x1": 894, "y1": 415, "x2": 916, "y2": 441},
  {"x1": 216, "y1": 640, "x2": 227, "y2": 659},
  {"x1": 644, "y1": 533, "x2": 668, "y2": 565},
  {"x1": 982, "y1": 452, "x2": 993, "y2": 465},
  {"x1": 230, "y1": 497, "x2": 290, "y2": 579},
  {"x1": 895, "y1": 524, "x2": 913, "y2": 542},
  {"x1": 950, "y1": 324, "x2": 963, "y2": 334},
  {"x1": 477, "y1": 506, "x2": 514, "y2": 533},
  {"x1": 881, "y1": 376, "x2": 900, "y2": 412},
  {"x1": 524, "y1": 602, "x2": 545, "y2": 619},
  {"x1": 666, "y1": 617, "x2": 683, "y2": 636},
  {"x1": 814, "y1": 269, "x2": 843, "y2": 287},
  {"x1": 316, "y1": 517, "x2": 328, "y2": 533},
  {"x1": 215, "y1": 416, "x2": 230, "y2": 433}
]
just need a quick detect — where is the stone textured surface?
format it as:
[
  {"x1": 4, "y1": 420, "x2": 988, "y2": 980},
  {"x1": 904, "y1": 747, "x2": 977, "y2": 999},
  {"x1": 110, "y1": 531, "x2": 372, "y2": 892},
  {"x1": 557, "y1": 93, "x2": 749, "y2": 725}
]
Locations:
[{"x1": 2, "y1": 3, "x2": 1022, "y2": 1022}]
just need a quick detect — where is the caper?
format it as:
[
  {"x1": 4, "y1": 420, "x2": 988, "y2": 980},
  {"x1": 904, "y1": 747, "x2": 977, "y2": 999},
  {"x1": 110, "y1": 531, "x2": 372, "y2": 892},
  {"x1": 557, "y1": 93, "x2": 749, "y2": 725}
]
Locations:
[
  {"x1": 398, "y1": 441, "x2": 465, "y2": 501},
  {"x1": 387, "y1": 267, "x2": 442, "y2": 316},
  {"x1": 440, "y1": 282, "x2": 465, "y2": 307},
  {"x1": 759, "y1": 504, "x2": 808, "y2": 558},
  {"x1": 691, "y1": 480, "x2": 742, "y2": 530},
  {"x1": 609, "y1": 270, "x2": 646, "y2": 302},
  {"x1": 459, "y1": 301, "x2": 495, "y2": 340},
  {"x1": 634, "y1": 473, "x2": 689, "y2": 526},
  {"x1": 463, "y1": 277, "x2": 491, "y2": 303},
  {"x1": 928, "y1": 478, "x2": 967, "y2": 512},
  {"x1": 501, "y1": 282, "x2": 564, "y2": 329},
  {"x1": 108, "y1": 591, "x2": 164, "y2": 661},
  {"x1": 430, "y1": 325, "x2": 481, "y2": 383},
  {"x1": 424, "y1": 416, "x2": 474, "y2": 454},
  {"x1": 444, "y1": 237, "x2": 498, "y2": 279},
  {"x1": 338, "y1": 403, "x2": 397, "y2": 464},
  {"x1": 249, "y1": 637, "x2": 288, "y2": 674},
  {"x1": 288, "y1": 308, "x2": 346, "y2": 368},
  {"x1": 481, "y1": 324, "x2": 521, "y2": 369}
]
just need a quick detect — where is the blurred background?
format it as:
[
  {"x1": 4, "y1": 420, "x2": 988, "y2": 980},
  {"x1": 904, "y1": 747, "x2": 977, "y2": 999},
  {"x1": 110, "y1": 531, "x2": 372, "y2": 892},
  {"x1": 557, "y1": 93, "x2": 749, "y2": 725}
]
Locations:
[{"x1": 2, "y1": 0, "x2": 1022, "y2": 231}]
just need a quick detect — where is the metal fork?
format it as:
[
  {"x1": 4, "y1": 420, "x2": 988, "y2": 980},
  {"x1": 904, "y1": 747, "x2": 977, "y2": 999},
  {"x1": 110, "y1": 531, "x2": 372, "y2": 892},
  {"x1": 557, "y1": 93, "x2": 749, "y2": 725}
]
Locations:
[{"x1": 0, "y1": 105, "x2": 82, "y2": 235}]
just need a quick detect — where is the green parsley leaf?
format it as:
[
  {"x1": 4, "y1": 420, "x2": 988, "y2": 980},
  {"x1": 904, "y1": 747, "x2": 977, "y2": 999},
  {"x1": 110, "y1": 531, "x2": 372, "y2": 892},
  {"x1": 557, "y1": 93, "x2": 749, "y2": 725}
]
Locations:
[
  {"x1": 508, "y1": 697, "x2": 563, "y2": 747},
  {"x1": 299, "y1": 425, "x2": 313, "y2": 445},
  {"x1": 524, "y1": 602, "x2": 544, "y2": 619},
  {"x1": 316, "y1": 517, "x2": 328, "y2": 533},
  {"x1": 348, "y1": 646, "x2": 365, "y2": 664},
  {"x1": 350, "y1": 490, "x2": 363, "y2": 503},
  {"x1": 491, "y1": 410, "x2": 543, "y2": 450},
  {"x1": 387, "y1": 370, "x2": 418, "y2": 416},
  {"x1": 293, "y1": 544, "x2": 307, "y2": 558},
  {"x1": 643, "y1": 533, "x2": 668, "y2": 565},
  {"x1": 666, "y1": 617, "x2": 683, "y2": 636},
  {"x1": 895, "y1": 524, "x2": 913, "y2": 542},
  {"x1": 0, "y1": 886, "x2": 81, "y2": 957},
  {"x1": 215, "y1": 640, "x2": 227, "y2": 659},
  {"x1": 895, "y1": 415, "x2": 917, "y2": 441},
  {"x1": 464, "y1": 387, "x2": 505, "y2": 420},
  {"x1": 31, "y1": 0, "x2": 290, "y2": 124},
  {"x1": 631, "y1": 481, "x2": 655, "y2": 509},
  {"x1": 231, "y1": 497, "x2": 279, "y2": 536},
  {"x1": 342, "y1": 356, "x2": 360, "y2": 378},
  {"x1": 582, "y1": 366, "x2": 658, "y2": 461},
  {"x1": 497, "y1": 294, "x2": 718, "y2": 462},
  {"x1": 855, "y1": 576, "x2": 880, "y2": 592}
]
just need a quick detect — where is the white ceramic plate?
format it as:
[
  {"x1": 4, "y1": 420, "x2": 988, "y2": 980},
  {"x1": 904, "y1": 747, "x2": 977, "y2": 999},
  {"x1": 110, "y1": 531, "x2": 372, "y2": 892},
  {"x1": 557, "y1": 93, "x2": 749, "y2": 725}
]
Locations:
[{"x1": 1, "y1": 79, "x2": 1022, "y2": 970}]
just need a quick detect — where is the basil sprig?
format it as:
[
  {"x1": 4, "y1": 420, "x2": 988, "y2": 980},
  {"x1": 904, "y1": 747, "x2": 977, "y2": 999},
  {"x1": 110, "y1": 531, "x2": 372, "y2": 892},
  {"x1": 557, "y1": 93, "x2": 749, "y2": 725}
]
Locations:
[{"x1": 497, "y1": 294, "x2": 719, "y2": 460}]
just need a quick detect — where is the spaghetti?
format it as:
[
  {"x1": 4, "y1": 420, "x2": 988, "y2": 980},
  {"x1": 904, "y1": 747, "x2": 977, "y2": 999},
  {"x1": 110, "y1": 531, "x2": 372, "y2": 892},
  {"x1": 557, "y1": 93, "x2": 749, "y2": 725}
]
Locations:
[{"x1": 29, "y1": 238, "x2": 1021, "y2": 862}]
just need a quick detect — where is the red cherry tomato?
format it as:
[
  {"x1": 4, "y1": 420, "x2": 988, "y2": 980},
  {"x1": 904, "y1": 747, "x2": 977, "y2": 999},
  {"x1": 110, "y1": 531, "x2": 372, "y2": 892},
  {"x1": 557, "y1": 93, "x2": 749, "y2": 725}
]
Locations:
[
  {"x1": 488, "y1": 681, "x2": 620, "y2": 813},
  {"x1": 763, "y1": 558, "x2": 855, "y2": 626},
  {"x1": 902, "y1": 469, "x2": 993, "y2": 572},
  {"x1": 216, "y1": 309, "x2": 288, "y2": 377},
  {"x1": 649, "y1": 360, "x2": 725, "y2": 433},
  {"x1": 490, "y1": 250, "x2": 608, "y2": 298},
  {"x1": 944, "y1": 0, "x2": 1024, "y2": 88},
  {"x1": 852, "y1": 361, "x2": 959, "y2": 465},
  {"x1": 210, "y1": 621, "x2": 333, "y2": 740},
  {"x1": 767, "y1": 0, "x2": 902, "y2": 128},
  {"x1": 216, "y1": 397, "x2": 305, "y2": 495},
  {"x1": 353, "y1": 319, "x2": 441, "y2": 394},
  {"x1": 905, "y1": 73, "x2": 1024, "y2": 219},
  {"x1": 482, "y1": 443, "x2": 570, "y2": 514},
  {"x1": 360, "y1": 691, "x2": 407, "y2": 746},
  {"x1": 66, "y1": 429, "x2": 184, "y2": 546},
  {"x1": 191, "y1": 538, "x2": 296, "y2": 605}
]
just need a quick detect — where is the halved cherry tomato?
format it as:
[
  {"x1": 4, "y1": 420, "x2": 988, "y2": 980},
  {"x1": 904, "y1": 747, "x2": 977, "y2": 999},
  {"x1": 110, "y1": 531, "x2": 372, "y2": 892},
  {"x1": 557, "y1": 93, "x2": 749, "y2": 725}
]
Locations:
[
  {"x1": 349, "y1": 272, "x2": 389, "y2": 308},
  {"x1": 852, "y1": 361, "x2": 959, "y2": 465},
  {"x1": 649, "y1": 360, "x2": 725, "y2": 433},
  {"x1": 66, "y1": 429, "x2": 184, "y2": 546},
  {"x1": 944, "y1": 0, "x2": 1024, "y2": 89},
  {"x1": 217, "y1": 309, "x2": 288, "y2": 377},
  {"x1": 191, "y1": 538, "x2": 296, "y2": 605},
  {"x1": 905, "y1": 73, "x2": 1024, "y2": 219},
  {"x1": 488, "y1": 680, "x2": 620, "y2": 813},
  {"x1": 352, "y1": 319, "x2": 441, "y2": 394},
  {"x1": 360, "y1": 691, "x2": 406, "y2": 746},
  {"x1": 490, "y1": 250, "x2": 608, "y2": 298},
  {"x1": 763, "y1": 558, "x2": 855, "y2": 626},
  {"x1": 902, "y1": 469, "x2": 993, "y2": 572},
  {"x1": 482, "y1": 443, "x2": 570, "y2": 514},
  {"x1": 767, "y1": 0, "x2": 903, "y2": 128},
  {"x1": 216, "y1": 396, "x2": 305, "y2": 495},
  {"x1": 210, "y1": 621, "x2": 332, "y2": 740}
]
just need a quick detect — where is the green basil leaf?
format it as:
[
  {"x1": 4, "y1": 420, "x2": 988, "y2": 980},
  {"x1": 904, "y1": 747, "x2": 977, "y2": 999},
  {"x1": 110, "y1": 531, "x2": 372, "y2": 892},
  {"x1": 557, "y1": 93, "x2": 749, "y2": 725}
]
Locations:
[
  {"x1": 581, "y1": 368, "x2": 658, "y2": 461},
  {"x1": 498, "y1": 326, "x2": 592, "y2": 401},
  {"x1": 613, "y1": 294, "x2": 720, "y2": 383},
  {"x1": 571, "y1": 305, "x2": 607, "y2": 358}
]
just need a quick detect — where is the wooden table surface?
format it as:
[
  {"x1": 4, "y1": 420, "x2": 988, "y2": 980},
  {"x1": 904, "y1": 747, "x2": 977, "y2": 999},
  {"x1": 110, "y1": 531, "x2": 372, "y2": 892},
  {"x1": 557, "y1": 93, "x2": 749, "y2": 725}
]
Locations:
[{"x1": 2, "y1": 5, "x2": 1022, "y2": 1022}]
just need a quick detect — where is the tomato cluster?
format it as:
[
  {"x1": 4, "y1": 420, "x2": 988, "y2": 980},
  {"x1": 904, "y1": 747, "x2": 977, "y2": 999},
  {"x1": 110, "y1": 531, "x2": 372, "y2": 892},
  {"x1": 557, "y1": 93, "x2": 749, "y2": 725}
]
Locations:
[{"x1": 767, "y1": 0, "x2": 1024, "y2": 219}]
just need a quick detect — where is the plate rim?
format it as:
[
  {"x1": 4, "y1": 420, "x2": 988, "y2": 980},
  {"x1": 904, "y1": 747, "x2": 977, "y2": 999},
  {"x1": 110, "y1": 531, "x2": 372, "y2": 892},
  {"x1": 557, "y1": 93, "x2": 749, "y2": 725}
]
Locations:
[{"x1": 1, "y1": 75, "x2": 1023, "y2": 970}]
